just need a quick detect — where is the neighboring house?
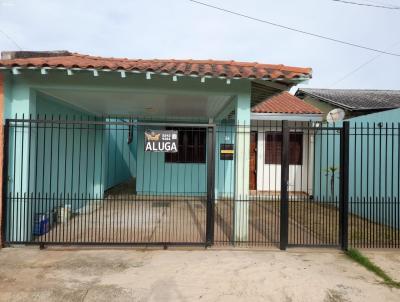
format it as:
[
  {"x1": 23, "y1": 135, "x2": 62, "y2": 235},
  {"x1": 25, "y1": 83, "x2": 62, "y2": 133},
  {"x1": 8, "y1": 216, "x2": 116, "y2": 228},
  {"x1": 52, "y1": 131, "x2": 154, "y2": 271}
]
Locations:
[
  {"x1": 250, "y1": 92, "x2": 322, "y2": 194},
  {"x1": 295, "y1": 88, "x2": 400, "y2": 120}
]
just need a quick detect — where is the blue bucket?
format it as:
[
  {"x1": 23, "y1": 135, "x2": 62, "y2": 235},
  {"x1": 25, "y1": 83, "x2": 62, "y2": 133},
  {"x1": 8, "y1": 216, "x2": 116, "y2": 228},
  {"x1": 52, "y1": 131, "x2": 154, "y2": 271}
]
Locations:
[{"x1": 33, "y1": 214, "x2": 50, "y2": 236}]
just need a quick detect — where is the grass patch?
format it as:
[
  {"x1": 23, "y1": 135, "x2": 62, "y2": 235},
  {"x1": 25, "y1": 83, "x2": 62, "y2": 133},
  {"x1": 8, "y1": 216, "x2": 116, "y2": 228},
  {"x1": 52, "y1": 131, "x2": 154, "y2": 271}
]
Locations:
[{"x1": 345, "y1": 248, "x2": 400, "y2": 288}]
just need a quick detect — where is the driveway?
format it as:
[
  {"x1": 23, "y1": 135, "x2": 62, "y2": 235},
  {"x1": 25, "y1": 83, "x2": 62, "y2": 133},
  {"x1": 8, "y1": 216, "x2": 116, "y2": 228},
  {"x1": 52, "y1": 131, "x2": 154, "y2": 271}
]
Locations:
[{"x1": 0, "y1": 247, "x2": 399, "y2": 302}]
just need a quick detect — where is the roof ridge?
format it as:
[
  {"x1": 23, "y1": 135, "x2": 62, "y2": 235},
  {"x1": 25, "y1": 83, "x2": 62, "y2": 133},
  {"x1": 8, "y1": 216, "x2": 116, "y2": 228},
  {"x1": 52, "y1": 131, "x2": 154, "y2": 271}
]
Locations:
[
  {"x1": 0, "y1": 51, "x2": 312, "y2": 81},
  {"x1": 301, "y1": 88, "x2": 400, "y2": 92},
  {"x1": 53, "y1": 53, "x2": 312, "y2": 71}
]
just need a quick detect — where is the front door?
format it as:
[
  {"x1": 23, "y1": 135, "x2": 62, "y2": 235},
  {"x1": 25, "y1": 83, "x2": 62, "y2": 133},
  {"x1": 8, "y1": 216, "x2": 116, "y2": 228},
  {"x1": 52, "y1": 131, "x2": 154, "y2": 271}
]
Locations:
[{"x1": 249, "y1": 131, "x2": 257, "y2": 190}]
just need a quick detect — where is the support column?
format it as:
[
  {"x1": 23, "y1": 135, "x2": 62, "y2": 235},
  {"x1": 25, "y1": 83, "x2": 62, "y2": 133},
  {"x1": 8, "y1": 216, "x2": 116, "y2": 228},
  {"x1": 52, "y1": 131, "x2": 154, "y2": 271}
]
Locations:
[
  {"x1": 6, "y1": 85, "x2": 34, "y2": 243},
  {"x1": 233, "y1": 95, "x2": 251, "y2": 242},
  {"x1": 0, "y1": 73, "x2": 4, "y2": 246}
]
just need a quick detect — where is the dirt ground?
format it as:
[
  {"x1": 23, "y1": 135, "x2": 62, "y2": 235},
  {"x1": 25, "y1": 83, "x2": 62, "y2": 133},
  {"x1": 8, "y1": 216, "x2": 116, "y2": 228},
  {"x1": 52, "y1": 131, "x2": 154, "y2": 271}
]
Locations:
[
  {"x1": 362, "y1": 250, "x2": 400, "y2": 281},
  {"x1": 29, "y1": 195, "x2": 397, "y2": 248},
  {"x1": 1, "y1": 247, "x2": 400, "y2": 302}
]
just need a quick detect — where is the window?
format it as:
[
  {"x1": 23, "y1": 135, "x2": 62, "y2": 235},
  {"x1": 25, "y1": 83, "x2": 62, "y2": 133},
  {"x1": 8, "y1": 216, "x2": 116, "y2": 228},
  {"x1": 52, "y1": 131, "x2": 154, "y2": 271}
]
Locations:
[
  {"x1": 165, "y1": 128, "x2": 206, "y2": 163},
  {"x1": 265, "y1": 132, "x2": 303, "y2": 165},
  {"x1": 265, "y1": 133, "x2": 282, "y2": 165}
]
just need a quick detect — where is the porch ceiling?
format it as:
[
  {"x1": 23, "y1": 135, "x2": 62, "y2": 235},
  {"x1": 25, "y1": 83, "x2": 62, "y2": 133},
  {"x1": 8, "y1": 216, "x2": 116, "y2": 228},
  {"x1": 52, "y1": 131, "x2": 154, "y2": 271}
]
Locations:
[{"x1": 38, "y1": 88, "x2": 233, "y2": 119}]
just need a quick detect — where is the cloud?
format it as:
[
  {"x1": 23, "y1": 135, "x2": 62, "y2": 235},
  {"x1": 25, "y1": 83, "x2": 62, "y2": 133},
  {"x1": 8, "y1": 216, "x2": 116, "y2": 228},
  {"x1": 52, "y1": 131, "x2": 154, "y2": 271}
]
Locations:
[{"x1": 0, "y1": 0, "x2": 399, "y2": 89}]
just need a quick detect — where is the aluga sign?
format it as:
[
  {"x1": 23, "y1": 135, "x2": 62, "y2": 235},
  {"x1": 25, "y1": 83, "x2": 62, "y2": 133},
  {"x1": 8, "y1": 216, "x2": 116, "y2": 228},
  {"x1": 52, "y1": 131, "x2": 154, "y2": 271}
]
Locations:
[{"x1": 144, "y1": 130, "x2": 178, "y2": 152}]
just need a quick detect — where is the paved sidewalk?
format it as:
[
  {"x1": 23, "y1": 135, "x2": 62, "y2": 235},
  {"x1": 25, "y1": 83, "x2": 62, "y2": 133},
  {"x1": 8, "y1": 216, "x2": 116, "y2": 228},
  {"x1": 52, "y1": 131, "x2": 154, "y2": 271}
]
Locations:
[{"x1": 0, "y1": 247, "x2": 399, "y2": 302}]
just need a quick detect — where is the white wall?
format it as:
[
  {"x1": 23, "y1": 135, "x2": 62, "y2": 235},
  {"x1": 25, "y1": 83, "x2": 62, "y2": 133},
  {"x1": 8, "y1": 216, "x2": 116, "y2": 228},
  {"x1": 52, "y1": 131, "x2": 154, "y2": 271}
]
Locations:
[{"x1": 252, "y1": 121, "x2": 314, "y2": 194}]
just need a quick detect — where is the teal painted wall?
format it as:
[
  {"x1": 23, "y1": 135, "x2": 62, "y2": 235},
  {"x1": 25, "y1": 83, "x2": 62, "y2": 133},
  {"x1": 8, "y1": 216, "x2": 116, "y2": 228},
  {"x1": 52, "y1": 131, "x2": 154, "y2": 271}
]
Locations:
[
  {"x1": 312, "y1": 123, "x2": 342, "y2": 201},
  {"x1": 25, "y1": 92, "x2": 104, "y2": 198},
  {"x1": 349, "y1": 108, "x2": 400, "y2": 123},
  {"x1": 347, "y1": 109, "x2": 400, "y2": 229},
  {"x1": 314, "y1": 108, "x2": 400, "y2": 228},
  {"x1": 136, "y1": 126, "x2": 207, "y2": 195},
  {"x1": 4, "y1": 82, "x2": 35, "y2": 242},
  {"x1": 215, "y1": 124, "x2": 235, "y2": 198},
  {"x1": 103, "y1": 121, "x2": 137, "y2": 190},
  {"x1": 3, "y1": 74, "x2": 12, "y2": 120},
  {"x1": 6, "y1": 92, "x2": 104, "y2": 241},
  {"x1": 135, "y1": 124, "x2": 236, "y2": 197}
]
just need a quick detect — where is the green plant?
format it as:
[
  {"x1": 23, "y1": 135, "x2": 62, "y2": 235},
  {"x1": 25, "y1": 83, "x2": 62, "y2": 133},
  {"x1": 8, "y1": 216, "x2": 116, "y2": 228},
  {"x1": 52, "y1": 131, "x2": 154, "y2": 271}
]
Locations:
[
  {"x1": 345, "y1": 249, "x2": 400, "y2": 288},
  {"x1": 324, "y1": 166, "x2": 339, "y2": 199}
]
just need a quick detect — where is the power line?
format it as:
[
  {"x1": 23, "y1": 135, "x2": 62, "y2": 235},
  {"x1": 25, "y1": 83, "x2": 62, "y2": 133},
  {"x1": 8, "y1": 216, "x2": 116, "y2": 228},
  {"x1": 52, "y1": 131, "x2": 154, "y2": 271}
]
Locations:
[
  {"x1": 0, "y1": 28, "x2": 22, "y2": 50},
  {"x1": 188, "y1": 0, "x2": 400, "y2": 57},
  {"x1": 360, "y1": 0, "x2": 400, "y2": 6},
  {"x1": 331, "y1": 0, "x2": 400, "y2": 9},
  {"x1": 331, "y1": 40, "x2": 400, "y2": 86}
]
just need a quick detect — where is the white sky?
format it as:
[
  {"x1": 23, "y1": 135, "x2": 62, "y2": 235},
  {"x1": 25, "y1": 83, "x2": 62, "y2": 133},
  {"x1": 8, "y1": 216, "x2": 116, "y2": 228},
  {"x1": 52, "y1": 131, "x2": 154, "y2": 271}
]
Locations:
[{"x1": 0, "y1": 0, "x2": 399, "y2": 90}]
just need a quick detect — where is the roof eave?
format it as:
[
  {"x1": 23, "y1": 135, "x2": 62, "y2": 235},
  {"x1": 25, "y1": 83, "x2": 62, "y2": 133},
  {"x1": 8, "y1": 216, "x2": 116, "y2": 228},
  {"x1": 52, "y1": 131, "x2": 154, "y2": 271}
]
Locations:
[
  {"x1": 296, "y1": 89, "x2": 356, "y2": 111},
  {"x1": 0, "y1": 66, "x2": 312, "y2": 84},
  {"x1": 251, "y1": 112, "x2": 323, "y2": 121}
]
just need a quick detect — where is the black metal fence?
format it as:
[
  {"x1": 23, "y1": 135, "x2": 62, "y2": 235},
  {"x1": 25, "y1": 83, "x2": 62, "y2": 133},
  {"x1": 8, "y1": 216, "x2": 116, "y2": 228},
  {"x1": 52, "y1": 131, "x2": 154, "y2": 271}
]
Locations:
[
  {"x1": 2, "y1": 117, "x2": 214, "y2": 247},
  {"x1": 2, "y1": 116, "x2": 399, "y2": 249},
  {"x1": 347, "y1": 122, "x2": 400, "y2": 248}
]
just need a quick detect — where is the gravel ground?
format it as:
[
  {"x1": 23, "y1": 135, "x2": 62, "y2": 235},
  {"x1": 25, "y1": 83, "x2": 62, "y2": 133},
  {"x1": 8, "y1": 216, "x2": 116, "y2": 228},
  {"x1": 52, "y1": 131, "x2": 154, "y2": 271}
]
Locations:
[{"x1": 0, "y1": 247, "x2": 399, "y2": 302}]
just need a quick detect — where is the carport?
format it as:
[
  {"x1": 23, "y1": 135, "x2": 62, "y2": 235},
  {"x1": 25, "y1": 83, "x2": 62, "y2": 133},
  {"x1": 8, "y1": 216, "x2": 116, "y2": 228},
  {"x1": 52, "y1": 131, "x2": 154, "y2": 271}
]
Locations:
[{"x1": 0, "y1": 51, "x2": 312, "y2": 247}]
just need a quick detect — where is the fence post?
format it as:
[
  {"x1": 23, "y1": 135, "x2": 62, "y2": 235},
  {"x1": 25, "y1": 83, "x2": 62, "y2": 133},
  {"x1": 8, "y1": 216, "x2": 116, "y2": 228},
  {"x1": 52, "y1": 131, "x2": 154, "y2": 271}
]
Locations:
[
  {"x1": 206, "y1": 125, "x2": 216, "y2": 246},
  {"x1": 1, "y1": 120, "x2": 9, "y2": 247},
  {"x1": 339, "y1": 121, "x2": 350, "y2": 250},
  {"x1": 280, "y1": 120, "x2": 289, "y2": 250}
]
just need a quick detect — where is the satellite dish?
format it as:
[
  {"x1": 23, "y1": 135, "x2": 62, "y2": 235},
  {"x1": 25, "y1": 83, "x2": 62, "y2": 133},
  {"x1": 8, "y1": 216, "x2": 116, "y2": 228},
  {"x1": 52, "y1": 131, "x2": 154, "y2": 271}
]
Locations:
[{"x1": 326, "y1": 108, "x2": 345, "y2": 123}]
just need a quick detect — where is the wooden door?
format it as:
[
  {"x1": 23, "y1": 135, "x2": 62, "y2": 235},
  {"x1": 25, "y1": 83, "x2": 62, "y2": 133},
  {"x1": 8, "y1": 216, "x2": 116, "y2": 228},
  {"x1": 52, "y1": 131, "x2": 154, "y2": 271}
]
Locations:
[{"x1": 249, "y1": 131, "x2": 257, "y2": 190}]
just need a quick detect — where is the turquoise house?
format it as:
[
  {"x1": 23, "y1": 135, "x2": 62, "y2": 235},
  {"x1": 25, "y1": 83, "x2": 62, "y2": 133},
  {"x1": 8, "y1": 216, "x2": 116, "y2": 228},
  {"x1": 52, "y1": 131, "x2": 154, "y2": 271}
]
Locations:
[{"x1": 0, "y1": 51, "x2": 314, "y2": 242}]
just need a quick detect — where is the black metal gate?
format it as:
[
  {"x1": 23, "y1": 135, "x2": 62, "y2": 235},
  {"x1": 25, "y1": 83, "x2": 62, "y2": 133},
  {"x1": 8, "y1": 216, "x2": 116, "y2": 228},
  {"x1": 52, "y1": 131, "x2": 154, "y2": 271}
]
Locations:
[
  {"x1": 212, "y1": 121, "x2": 345, "y2": 248},
  {"x1": 280, "y1": 121, "x2": 400, "y2": 249},
  {"x1": 2, "y1": 117, "x2": 216, "y2": 247},
  {"x1": 280, "y1": 122, "x2": 344, "y2": 248}
]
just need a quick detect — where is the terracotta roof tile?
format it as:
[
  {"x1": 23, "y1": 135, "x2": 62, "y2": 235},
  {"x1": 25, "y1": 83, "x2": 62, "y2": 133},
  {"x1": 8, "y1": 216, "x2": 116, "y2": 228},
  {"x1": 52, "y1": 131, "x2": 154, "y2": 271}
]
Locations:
[
  {"x1": 0, "y1": 52, "x2": 312, "y2": 81},
  {"x1": 252, "y1": 92, "x2": 322, "y2": 114}
]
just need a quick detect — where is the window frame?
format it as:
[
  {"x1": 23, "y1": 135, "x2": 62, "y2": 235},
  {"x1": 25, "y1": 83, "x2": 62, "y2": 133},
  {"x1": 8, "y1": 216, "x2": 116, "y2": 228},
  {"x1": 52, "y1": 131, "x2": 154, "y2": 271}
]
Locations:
[
  {"x1": 264, "y1": 131, "x2": 303, "y2": 165},
  {"x1": 165, "y1": 127, "x2": 207, "y2": 164}
]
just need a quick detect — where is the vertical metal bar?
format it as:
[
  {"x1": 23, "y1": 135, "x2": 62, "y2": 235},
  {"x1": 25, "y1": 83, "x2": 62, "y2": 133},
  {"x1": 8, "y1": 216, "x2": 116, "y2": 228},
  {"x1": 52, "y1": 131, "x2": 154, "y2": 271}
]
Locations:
[
  {"x1": 372, "y1": 123, "x2": 376, "y2": 248},
  {"x1": 1, "y1": 120, "x2": 10, "y2": 246},
  {"x1": 12, "y1": 118, "x2": 18, "y2": 241},
  {"x1": 397, "y1": 123, "x2": 400, "y2": 248},
  {"x1": 90, "y1": 117, "x2": 99, "y2": 241},
  {"x1": 365, "y1": 123, "x2": 370, "y2": 248},
  {"x1": 339, "y1": 121, "x2": 350, "y2": 250},
  {"x1": 20, "y1": 117, "x2": 26, "y2": 242},
  {"x1": 63, "y1": 117, "x2": 68, "y2": 243},
  {"x1": 391, "y1": 123, "x2": 394, "y2": 247},
  {"x1": 360, "y1": 123, "x2": 365, "y2": 248},
  {"x1": 48, "y1": 116, "x2": 54, "y2": 243},
  {"x1": 280, "y1": 120, "x2": 289, "y2": 250},
  {"x1": 206, "y1": 126, "x2": 216, "y2": 246}
]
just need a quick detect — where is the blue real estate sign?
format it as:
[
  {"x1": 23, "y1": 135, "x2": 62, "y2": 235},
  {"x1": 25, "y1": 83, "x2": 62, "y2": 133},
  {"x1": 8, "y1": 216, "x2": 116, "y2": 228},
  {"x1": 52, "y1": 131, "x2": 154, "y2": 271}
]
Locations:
[{"x1": 144, "y1": 130, "x2": 178, "y2": 152}]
